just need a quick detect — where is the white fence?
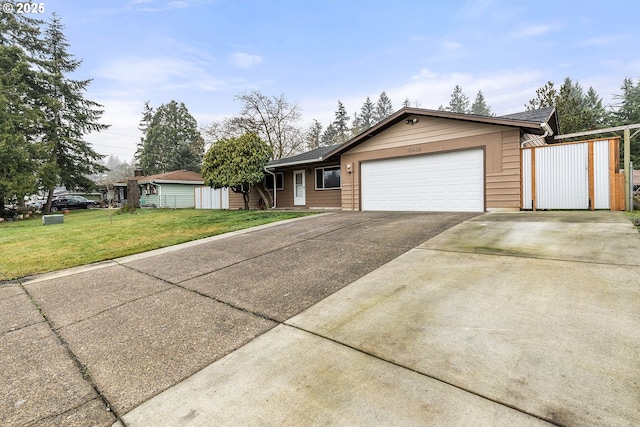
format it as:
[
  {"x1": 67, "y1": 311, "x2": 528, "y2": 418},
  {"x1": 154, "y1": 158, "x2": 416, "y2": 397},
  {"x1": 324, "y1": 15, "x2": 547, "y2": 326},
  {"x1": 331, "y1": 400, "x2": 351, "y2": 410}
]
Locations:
[
  {"x1": 194, "y1": 187, "x2": 229, "y2": 209},
  {"x1": 522, "y1": 139, "x2": 621, "y2": 210}
]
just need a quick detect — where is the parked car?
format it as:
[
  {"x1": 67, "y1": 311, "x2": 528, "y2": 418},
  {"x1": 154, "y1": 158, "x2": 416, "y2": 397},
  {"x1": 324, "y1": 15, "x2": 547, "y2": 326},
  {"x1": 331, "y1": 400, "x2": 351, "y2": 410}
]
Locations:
[
  {"x1": 49, "y1": 196, "x2": 98, "y2": 212},
  {"x1": 25, "y1": 198, "x2": 45, "y2": 210}
]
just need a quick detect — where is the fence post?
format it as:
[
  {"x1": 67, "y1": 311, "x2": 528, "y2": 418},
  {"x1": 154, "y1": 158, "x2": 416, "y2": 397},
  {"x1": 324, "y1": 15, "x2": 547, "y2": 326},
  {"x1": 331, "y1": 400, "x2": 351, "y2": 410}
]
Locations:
[
  {"x1": 624, "y1": 127, "x2": 631, "y2": 211},
  {"x1": 631, "y1": 161, "x2": 634, "y2": 212}
]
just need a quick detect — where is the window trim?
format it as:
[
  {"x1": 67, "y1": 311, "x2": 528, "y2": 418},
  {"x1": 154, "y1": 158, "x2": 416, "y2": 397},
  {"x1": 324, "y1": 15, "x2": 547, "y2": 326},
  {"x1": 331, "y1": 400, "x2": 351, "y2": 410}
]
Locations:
[
  {"x1": 265, "y1": 172, "x2": 284, "y2": 191},
  {"x1": 315, "y1": 165, "x2": 341, "y2": 190}
]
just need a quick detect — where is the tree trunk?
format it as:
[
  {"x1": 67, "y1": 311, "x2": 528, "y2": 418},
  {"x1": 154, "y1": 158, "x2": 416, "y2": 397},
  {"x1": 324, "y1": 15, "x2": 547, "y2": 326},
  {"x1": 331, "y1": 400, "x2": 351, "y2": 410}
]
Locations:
[
  {"x1": 43, "y1": 188, "x2": 54, "y2": 213},
  {"x1": 242, "y1": 191, "x2": 249, "y2": 209},
  {"x1": 254, "y1": 183, "x2": 273, "y2": 209}
]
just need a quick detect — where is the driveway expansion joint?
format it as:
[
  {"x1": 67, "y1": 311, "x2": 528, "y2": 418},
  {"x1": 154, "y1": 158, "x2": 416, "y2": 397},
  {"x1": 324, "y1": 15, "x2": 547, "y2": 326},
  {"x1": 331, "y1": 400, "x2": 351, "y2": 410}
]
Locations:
[
  {"x1": 18, "y1": 282, "x2": 125, "y2": 426},
  {"x1": 418, "y1": 246, "x2": 640, "y2": 268},
  {"x1": 52, "y1": 287, "x2": 174, "y2": 331},
  {"x1": 285, "y1": 323, "x2": 567, "y2": 427},
  {"x1": 118, "y1": 263, "x2": 282, "y2": 325}
]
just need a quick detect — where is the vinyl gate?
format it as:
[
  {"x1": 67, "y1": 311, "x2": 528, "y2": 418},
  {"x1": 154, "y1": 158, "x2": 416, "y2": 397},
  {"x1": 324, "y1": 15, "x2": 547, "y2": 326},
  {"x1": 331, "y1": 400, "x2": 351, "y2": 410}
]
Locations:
[
  {"x1": 194, "y1": 187, "x2": 229, "y2": 209},
  {"x1": 521, "y1": 138, "x2": 624, "y2": 210}
]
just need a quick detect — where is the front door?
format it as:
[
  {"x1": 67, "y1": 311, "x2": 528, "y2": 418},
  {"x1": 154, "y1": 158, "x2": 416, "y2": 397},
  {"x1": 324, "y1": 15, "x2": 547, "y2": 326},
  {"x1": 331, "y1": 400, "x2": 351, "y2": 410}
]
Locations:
[{"x1": 293, "y1": 170, "x2": 306, "y2": 206}]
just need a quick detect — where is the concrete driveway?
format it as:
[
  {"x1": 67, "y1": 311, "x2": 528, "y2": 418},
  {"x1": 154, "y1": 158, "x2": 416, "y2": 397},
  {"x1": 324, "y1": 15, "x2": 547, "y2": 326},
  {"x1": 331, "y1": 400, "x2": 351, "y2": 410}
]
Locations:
[
  {"x1": 121, "y1": 211, "x2": 640, "y2": 427},
  {"x1": 1, "y1": 211, "x2": 476, "y2": 426}
]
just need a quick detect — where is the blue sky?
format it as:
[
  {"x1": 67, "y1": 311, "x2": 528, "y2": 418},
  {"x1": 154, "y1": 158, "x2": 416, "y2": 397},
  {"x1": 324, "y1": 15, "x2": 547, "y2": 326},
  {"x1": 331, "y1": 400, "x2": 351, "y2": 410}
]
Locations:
[{"x1": 40, "y1": 0, "x2": 640, "y2": 161}]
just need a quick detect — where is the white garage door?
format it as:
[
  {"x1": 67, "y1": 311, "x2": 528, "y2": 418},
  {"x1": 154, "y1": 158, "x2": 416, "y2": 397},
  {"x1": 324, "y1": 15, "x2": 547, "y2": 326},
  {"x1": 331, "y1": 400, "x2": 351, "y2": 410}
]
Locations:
[{"x1": 361, "y1": 149, "x2": 484, "y2": 212}]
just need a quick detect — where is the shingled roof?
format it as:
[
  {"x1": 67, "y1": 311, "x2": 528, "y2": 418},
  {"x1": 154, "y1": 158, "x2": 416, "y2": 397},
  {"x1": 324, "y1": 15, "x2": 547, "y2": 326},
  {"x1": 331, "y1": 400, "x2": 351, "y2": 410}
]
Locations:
[
  {"x1": 267, "y1": 144, "x2": 342, "y2": 167},
  {"x1": 498, "y1": 106, "x2": 556, "y2": 123},
  {"x1": 116, "y1": 170, "x2": 204, "y2": 185}
]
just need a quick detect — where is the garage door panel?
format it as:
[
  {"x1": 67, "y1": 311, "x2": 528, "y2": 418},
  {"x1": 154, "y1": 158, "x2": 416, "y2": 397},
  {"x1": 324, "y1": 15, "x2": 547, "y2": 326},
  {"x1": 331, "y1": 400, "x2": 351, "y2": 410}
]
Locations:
[{"x1": 361, "y1": 150, "x2": 484, "y2": 212}]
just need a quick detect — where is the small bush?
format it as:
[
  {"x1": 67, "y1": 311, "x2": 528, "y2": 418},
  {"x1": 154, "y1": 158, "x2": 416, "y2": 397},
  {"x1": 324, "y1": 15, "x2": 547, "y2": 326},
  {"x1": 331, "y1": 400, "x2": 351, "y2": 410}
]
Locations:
[{"x1": 120, "y1": 205, "x2": 138, "y2": 214}]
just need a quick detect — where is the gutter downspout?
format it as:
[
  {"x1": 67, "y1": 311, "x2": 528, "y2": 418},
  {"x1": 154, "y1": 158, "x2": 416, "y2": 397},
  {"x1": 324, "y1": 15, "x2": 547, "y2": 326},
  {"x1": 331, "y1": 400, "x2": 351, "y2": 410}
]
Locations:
[
  {"x1": 264, "y1": 167, "x2": 277, "y2": 208},
  {"x1": 521, "y1": 122, "x2": 554, "y2": 147}
]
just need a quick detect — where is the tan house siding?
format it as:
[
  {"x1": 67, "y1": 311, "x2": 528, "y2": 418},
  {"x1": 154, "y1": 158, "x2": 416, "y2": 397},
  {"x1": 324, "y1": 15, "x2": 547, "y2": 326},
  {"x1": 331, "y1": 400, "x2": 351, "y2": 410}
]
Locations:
[
  {"x1": 228, "y1": 162, "x2": 342, "y2": 209},
  {"x1": 271, "y1": 170, "x2": 292, "y2": 207},
  {"x1": 346, "y1": 116, "x2": 506, "y2": 154},
  {"x1": 341, "y1": 124, "x2": 522, "y2": 211},
  {"x1": 228, "y1": 189, "x2": 261, "y2": 209},
  {"x1": 486, "y1": 130, "x2": 521, "y2": 209},
  {"x1": 274, "y1": 164, "x2": 342, "y2": 208}
]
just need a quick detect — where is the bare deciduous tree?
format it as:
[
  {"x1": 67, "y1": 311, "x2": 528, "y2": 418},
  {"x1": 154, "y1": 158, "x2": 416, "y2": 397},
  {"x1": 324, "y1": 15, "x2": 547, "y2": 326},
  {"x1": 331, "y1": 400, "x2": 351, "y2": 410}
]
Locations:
[{"x1": 203, "y1": 90, "x2": 306, "y2": 160}]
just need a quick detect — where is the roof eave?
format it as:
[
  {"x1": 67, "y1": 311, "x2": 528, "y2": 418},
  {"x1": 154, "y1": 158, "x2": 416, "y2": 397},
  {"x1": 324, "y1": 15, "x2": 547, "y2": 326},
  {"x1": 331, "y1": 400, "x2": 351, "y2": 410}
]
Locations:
[
  {"x1": 324, "y1": 107, "x2": 548, "y2": 158},
  {"x1": 266, "y1": 156, "x2": 325, "y2": 169},
  {"x1": 148, "y1": 180, "x2": 204, "y2": 185}
]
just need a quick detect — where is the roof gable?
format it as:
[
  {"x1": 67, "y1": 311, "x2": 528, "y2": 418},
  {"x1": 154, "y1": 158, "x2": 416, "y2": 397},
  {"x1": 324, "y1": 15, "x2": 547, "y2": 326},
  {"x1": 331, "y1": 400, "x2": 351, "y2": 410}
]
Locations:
[
  {"x1": 265, "y1": 106, "x2": 557, "y2": 169},
  {"x1": 324, "y1": 106, "x2": 557, "y2": 159}
]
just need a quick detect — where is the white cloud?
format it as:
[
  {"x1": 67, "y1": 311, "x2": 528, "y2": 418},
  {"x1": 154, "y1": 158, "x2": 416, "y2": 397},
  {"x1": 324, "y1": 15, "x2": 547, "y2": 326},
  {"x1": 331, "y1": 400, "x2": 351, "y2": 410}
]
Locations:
[
  {"x1": 168, "y1": 1, "x2": 189, "y2": 9},
  {"x1": 412, "y1": 68, "x2": 437, "y2": 80},
  {"x1": 84, "y1": 98, "x2": 144, "y2": 161},
  {"x1": 511, "y1": 24, "x2": 552, "y2": 38},
  {"x1": 229, "y1": 52, "x2": 263, "y2": 69},
  {"x1": 443, "y1": 40, "x2": 463, "y2": 51},
  {"x1": 299, "y1": 68, "x2": 545, "y2": 129},
  {"x1": 95, "y1": 56, "x2": 224, "y2": 92},
  {"x1": 577, "y1": 34, "x2": 623, "y2": 48}
]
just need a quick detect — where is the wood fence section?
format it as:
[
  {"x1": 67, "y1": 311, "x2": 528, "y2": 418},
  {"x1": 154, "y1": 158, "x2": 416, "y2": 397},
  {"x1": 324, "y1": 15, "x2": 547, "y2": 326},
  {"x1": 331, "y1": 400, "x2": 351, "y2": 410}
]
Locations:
[
  {"x1": 609, "y1": 138, "x2": 625, "y2": 211},
  {"x1": 521, "y1": 137, "x2": 623, "y2": 211}
]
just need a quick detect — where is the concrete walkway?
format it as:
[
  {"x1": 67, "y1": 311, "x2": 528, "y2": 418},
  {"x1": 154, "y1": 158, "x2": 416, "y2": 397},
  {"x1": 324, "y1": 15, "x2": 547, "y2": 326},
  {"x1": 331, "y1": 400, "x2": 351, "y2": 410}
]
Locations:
[
  {"x1": 2, "y1": 211, "x2": 475, "y2": 427},
  {"x1": 119, "y1": 211, "x2": 640, "y2": 427}
]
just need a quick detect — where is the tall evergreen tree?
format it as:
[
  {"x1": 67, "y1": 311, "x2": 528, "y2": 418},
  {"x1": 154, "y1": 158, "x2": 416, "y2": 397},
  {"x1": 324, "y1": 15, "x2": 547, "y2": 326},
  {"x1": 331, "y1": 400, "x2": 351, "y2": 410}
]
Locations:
[
  {"x1": 584, "y1": 87, "x2": 609, "y2": 129},
  {"x1": 403, "y1": 97, "x2": 411, "y2": 108},
  {"x1": 358, "y1": 96, "x2": 375, "y2": 131},
  {"x1": 333, "y1": 101, "x2": 350, "y2": 143},
  {"x1": 306, "y1": 119, "x2": 323, "y2": 150},
  {"x1": 555, "y1": 77, "x2": 589, "y2": 134},
  {"x1": 528, "y1": 77, "x2": 609, "y2": 135},
  {"x1": 374, "y1": 91, "x2": 394, "y2": 122},
  {"x1": 0, "y1": 6, "x2": 44, "y2": 212},
  {"x1": 526, "y1": 81, "x2": 557, "y2": 110},
  {"x1": 613, "y1": 78, "x2": 640, "y2": 125},
  {"x1": 613, "y1": 78, "x2": 640, "y2": 163},
  {"x1": 38, "y1": 14, "x2": 108, "y2": 212},
  {"x1": 136, "y1": 100, "x2": 204, "y2": 174},
  {"x1": 445, "y1": 85, "x2": 470, "y2": 113},
  {"x1": 470, "y1": 91, "x2": 493, "y2": 116},
  {"x1": 351, "y1": 111, "x2": 361, "y2": 136},
  {"x1": 321, "y1": 123, "x2": 338, "y2": 146},
  {"x1": 0, "y1": 47, "x2": 38, "y2": 211}
]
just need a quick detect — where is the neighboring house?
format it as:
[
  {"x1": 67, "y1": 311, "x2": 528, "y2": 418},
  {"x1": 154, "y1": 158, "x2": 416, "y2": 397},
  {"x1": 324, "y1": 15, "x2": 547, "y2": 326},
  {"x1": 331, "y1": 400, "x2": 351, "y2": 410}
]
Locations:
[
  {"x1": 113, "y1": 170, "x2": 204, "y2": 208},
  {"x1": 232, "y1": 106, "x2": 560, "y2": 212}
]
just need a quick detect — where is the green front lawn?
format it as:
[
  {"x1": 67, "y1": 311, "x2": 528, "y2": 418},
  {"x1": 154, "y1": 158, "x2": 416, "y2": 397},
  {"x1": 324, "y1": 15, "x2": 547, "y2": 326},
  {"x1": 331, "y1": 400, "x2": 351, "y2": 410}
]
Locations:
[{"x1": 0, "y1": 209, "x2": 314, "y2": 281}]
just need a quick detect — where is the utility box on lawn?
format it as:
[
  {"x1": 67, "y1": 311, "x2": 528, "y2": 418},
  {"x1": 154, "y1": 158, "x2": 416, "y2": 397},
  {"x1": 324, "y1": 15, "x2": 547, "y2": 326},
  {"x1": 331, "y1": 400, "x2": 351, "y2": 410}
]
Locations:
[{"x1": 42, "y1": 214, "x2": 64, "y2": 225}]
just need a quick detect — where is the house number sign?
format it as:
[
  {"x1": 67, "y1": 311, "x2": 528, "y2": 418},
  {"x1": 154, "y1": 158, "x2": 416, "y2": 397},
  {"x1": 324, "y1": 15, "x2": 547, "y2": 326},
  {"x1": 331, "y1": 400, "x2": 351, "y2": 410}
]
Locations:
[{"x1": 408, "y1": 146, "x2": 422, "y2": 153}]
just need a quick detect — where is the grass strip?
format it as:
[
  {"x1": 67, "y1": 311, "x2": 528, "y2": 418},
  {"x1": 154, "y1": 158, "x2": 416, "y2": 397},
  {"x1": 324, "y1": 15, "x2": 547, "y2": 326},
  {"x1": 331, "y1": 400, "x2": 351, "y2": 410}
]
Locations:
[{"x1": 0, "y1": 209, "x2": 314, "y2": 281}]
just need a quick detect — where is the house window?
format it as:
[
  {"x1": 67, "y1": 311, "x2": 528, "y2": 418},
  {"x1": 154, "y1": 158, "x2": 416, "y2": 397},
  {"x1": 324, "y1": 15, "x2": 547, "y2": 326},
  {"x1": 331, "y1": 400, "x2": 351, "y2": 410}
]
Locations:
[
  {"x1": 265, "y1": 172, "x2": 284, "y2": 190},
  {"x1": 315, "y1": 166, "x2": 341, "y2": 190},
  {"x1": 232, "y1": 183, "x2": 251, "y2": 193}
]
